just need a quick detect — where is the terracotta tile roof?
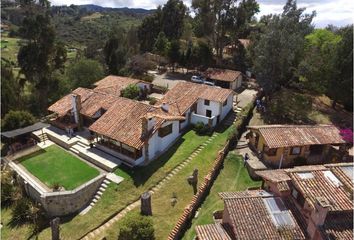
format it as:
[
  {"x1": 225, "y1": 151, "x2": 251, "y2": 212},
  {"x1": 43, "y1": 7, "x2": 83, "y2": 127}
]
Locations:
[
  {"x1": 205, "y1": 68, "x2": 241, "y2": 82},
  {"x1": 238, "y1": 39, "x2": 251, "y2": 48},
  {"x1": 248, "y1": 125, "x2": 346, "y2": 148},
  {"x1": 89, "y1": 99, "x2": 183, "y2": 149},
  {"x1": 256, "y1": 169, "x2": 291, "y2": 183},
  {"x1": 289, "y1": 170, "x2": 353, "y2": 211},
  {"x1": 157, "y1": 82, "x2": 234, "y2": 115},
  {"x1": 329, "y1": 166, "x2": 354, "y2": 195},
  {"x1": 48, "y1": 88, "x2": 95, "y2": 116},
  {"x1": 93, "y1": 75, "x2": 141, "y2": 95},
  {"x1": 320, "y1": 212, "x2": 353, "y2": 240},
  {"x1": 195, "y1": 223, "x2": 232, "y2": 240},
  {"x1": 223, "y1": 194, "x2": 306, "y2": 239}
]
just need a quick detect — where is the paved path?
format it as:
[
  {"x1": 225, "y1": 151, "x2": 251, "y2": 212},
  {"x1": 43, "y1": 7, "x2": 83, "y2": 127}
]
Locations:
[
  {"x1": 81, "y1": 133, "x2": 219, "y2": 240},
  {"x1": 235, "y1": 89, "x2": 257, "y2": 108},
  {"x1": 152, "y1": 72, "x2": 188, "y2": 89}
]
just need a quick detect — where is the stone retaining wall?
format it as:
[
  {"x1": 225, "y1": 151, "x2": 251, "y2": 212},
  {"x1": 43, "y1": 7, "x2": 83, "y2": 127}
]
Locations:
[{"x1": 8, "y1": 161, "x2": 105, "y2": 217}]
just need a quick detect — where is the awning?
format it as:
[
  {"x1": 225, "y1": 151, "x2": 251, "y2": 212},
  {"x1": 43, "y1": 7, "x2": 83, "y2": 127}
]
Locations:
[{"x1": 1, "y1": 122, "x2": 50, "y2": 138}]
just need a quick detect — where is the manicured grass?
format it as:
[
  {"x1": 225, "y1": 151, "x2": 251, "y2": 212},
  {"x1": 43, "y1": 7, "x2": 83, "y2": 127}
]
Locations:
[
  {"x1": 182, "y1": 153, "x2": 261, "y2": 240},
  {"x1": 19, "y1": 145, "x2": 99, "y2": 190},
  {"x1": 93, "y1": 122, "x2": 238, "y2": 240},
  {"x1": 35, "y1": 130, "x2": 209, "y2": 240}
]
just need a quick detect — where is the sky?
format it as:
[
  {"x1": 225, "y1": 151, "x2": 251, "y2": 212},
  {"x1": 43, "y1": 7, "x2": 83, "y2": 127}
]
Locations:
[{"x1": 50, "y1": 0, "x2": 354, "y2": 28}]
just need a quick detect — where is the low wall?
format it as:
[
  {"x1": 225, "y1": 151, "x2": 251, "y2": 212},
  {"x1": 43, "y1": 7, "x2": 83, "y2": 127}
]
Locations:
[
  {"x1": 191, "y1": 113, "x2": 216, "y2": 127},
  {"x1": 9, "y1": 161, "x2": 105, "y2": 217}
]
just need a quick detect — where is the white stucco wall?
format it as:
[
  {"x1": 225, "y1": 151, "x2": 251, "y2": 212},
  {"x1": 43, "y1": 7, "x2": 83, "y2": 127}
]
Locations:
[
  {"x1": 147, "y1": 120, "x2": 180, "y2": 161},
  {"x1": 191, "y1": 113, "x2": 217, "y2": 127},
  {"x1": 180, "y1": 109, "x2": 191, "y2": 130},
  {"x1": 221, "y1": 94, "x2": 233, "y2": 120},
  {"x1": 196, "y1": 99, "x2": 221, "y2": 117}
]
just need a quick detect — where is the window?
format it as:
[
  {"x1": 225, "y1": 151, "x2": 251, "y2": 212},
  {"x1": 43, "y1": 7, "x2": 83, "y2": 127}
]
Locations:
[
  {"x1": 290, "y1": 147, "x2": 301, "y2": 155},
  {"x1": 206, "y1": 110, "x2": 212, "y2": 118},
  {"x1": 204, "y1": 99, "x2": 210, "y2": 106},
  {"x1": 298, "y1": 172, "x2": 314, "y2": 179},
  {"x1": 158, "y1": 124, "x2": 173, "y2": 138},
  {"x1": 223, "y1": 99, "x2": 227, "y2": 106},
  {"x1": 263, "y1": 145, "x2": 277, "y2": 156},
  {"x1": 263, "y1": 197, "x2": 295, "y2": 229}
]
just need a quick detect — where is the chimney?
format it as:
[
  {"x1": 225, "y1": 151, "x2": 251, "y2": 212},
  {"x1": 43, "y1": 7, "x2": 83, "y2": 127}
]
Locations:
[
  {"x1": 141, "y1": 116, "x2": 148, "y2": 138},
  {"x1": 161, "y1": 102, "x2": 169, "y2": 112},
  {"x1": 71, "y1": 94, "x2": 82, "y2": 130},
  {"x1": 307, "y1": 197, "x2": 331, "y2": 239}
]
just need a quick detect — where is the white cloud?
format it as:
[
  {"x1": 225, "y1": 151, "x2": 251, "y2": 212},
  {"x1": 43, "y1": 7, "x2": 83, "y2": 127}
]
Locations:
[{"x1": 50, "y1": 0, "x2": 354, "y2": 27}]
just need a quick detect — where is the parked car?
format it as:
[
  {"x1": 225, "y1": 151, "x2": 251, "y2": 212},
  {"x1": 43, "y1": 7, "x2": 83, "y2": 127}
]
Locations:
[
  {"x1": 191, "y1": 76, "x2": 205, "y2": 84},
  {"x1": 203, "y1": 80, "x2": 215, "y2": 86}
]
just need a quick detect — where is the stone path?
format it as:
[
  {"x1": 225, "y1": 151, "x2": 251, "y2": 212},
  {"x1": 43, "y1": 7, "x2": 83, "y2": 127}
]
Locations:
[{"x1": 80, "y1": 132, "x2": 219, "y2": 240}]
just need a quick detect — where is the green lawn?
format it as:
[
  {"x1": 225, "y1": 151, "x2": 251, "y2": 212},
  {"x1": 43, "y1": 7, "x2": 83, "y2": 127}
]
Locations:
[
  {"x1": 19, "y1": 145, "x2": 99, "y2": 190},
  {"x1": 34, "y1": 130, "x2": 209, "y2": 240},
  {"x1": 182, "y1": 153, "x2": 261, "y2": 240},
  {"x1": 1, "y1": 36, "x2": 22, "y2": 64},
  {"x1": 92, "y1": 121, "x2": 239, "y2": 240}
]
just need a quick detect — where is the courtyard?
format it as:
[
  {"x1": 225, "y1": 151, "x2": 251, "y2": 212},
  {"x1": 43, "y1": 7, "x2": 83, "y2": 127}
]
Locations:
[{"x1": 18, "y1": 145, "x2": 100, "y2": 190}]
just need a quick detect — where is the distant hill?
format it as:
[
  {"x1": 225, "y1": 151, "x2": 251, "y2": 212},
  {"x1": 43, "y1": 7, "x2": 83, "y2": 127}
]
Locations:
[{"x1": 2, "y1": 2, "x2": 154, "y2": 47}]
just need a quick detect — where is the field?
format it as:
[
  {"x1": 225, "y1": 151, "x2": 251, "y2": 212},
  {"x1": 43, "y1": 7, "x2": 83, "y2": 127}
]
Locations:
[
  {"x1": 1, "y1": 35, "x2": 22, "y2": 64},
  {"x1": 19, "y1": 145, "x2": 99, "y2": 190}
]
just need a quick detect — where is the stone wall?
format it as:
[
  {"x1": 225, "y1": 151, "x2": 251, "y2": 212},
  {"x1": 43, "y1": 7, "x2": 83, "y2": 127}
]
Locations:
[{"x1": 9, "y1": 161, "x2": 105, "y2": 217}]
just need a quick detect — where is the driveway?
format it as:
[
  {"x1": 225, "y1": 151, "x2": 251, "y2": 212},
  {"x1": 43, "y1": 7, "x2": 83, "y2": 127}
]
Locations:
[
  {"x1": 151, "y1": 71, "x2": 189, "y2": 89},
  {"x1": 235, "y1": 89, "x2": 258, "y2": 108}
]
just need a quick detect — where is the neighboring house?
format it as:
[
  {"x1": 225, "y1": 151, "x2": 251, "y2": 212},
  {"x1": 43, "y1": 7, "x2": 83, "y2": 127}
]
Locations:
[
  {"x1": 195, "y1": 190, "x2": 306, "y2": 240},
  {"x1": 157, "y1": 82, "x2": 234, "y2": 129},
  {"x1": 93, "y1": 75, "x2": 152, "y2": 97},
  {"x1": 48, "y1": 79, "x2": 233, "y2": 167},
  {"x1": 247, "y1": 125, "x2": 348, "y2": 168},
  {"x1": 195, "y1": 162, "x2": 353, "y2": 240},
  {"x1": 204, "y1": 68, "x2": 242, "y2": 90},
  {"x1": 256, "y1": 163, "x2": 353, "y2": 240}
]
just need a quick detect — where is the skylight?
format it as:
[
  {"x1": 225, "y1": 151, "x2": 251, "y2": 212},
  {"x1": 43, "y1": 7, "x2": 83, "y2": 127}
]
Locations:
[
  {"x1": 340, "y1": 166, "x2": 354, "y2": 182},
  {"x1": 297, "y1": 172, "x2": 314, "y2": 179},
  {"x1": 263, "y1": 197, "x2": 295, "y2": 229},
  {"x1": 324, "y1": 171, "x2": 343, "y2": 187}
]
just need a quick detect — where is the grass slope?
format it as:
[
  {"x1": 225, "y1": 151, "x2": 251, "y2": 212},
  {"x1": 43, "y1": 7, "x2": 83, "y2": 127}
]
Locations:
[
  {"x1": 19, "y1": 145, "x2": 99, "y2": 190},
  {"x1": 182, "y1": 153, "x2": 261, "y2": 240}
]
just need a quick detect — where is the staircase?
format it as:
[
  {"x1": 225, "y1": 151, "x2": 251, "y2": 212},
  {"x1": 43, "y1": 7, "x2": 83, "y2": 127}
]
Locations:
[
  {"x1": 79, "y1": 178, "x2": 112, "y2": 215},
  {"x1": 223, "y1": 111, "x2": 238, "y2": 126}
]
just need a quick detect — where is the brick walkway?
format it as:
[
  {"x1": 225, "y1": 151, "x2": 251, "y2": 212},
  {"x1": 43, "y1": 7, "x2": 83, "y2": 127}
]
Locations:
[{"x1": 81, "y1": 133, "x2": 219, "y2": 240}]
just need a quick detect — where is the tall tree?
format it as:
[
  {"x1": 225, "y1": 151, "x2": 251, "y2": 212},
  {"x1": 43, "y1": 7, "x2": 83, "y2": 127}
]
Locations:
[
  {"x1": 153, "y1": 32, "x2": 169, "y2": 56},
  {"x1": 251, "y1": 0, "x2": 315, "y2": 97},
  {"x1": 329, "y1": 25, "x2": 353, "y2": 110},
  {"x1": 104, "y1": 29, "x2": 127, "y2": 75},
  {"x1": 168, "y1": 40, "x2": 181, "y2": 71},
  {"x1": 161, "y1": 0, "x2": 187, "y2": 40},
  {"x1": 17, "y1": 1, "x2": 67, "y2": 113},
  {"x1": 67, "y1": 58, "x2": 104, "y2": 89},
  {"x1": 138, "y1": 7, "x2": 163, "y2": 52}
]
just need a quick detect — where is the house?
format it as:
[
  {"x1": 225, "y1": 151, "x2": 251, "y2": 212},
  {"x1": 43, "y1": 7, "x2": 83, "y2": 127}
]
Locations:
[
  {"x1": 93, "y1": 75, "x2": 152, "y2": 97},
  {"x1": 195, "y1": 162, "x2": 353, "y2": 240},
  {"x1": 256, "y1": 163, "x2": 353, "y2": 240},
  {"x1": 247, "y1": 125, "x2": 348, "y2": 168},
  {"x1": 157, "y1": 82, "x2": 234, "y2": 128},
  {"x1": 204, "y1": 68, "x2": 242, "y2": 90},
  {"x1": 48, "y1": 88, "x2": 184, "y2": 166},
  {"x1": 195, "y1": 190, "x2": 307, "y2": 240},
  {"x1": 47, "y1": 79, "x2": 233, "y2": 167}
]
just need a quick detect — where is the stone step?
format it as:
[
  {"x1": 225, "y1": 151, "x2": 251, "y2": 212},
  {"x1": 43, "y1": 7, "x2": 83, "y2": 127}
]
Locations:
[
  {"x1": 92, "y1": 198, "x2": 98, "y2": 203},
  {"x1": 95, "y1": 195, "x2": 101, "y2": 200},
  {"x1": 99, "y1": 186, "x2": 106, "y2": 192},
  {"x1": 97, "y1": 191, "x2": 103, "y2": 196},
  {"x1": 101, "y1": 183, "x2": 108, "y2": 188},
  {"x1": 79, "y1": 205, "x2": 93, "y2": 215},
  {"x1": 103, "y1": 179, "x2": 111, "y2": 185},
  {"x1": 70, "y1": 148, "x2": 80, "y2": 154}
]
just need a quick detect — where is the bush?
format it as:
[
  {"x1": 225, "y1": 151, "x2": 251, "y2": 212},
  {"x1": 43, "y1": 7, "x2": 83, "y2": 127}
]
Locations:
[
  {"x1": 118, "y1": 212, "x2": 155, "y2": 240},
  {"x1": 193, "y1": 122, "x2": 210, "y2": 135},
  {"x1": 1, "y1": 170, "x2": 16, "y2": 206},
  {"x1": 2, "y1": 110, "x2": 36, "y2": 131},
  {"x1": 148, "y1": 97, "x2": 157, "y2": 105},
  {"x1": 67, "y1": 58, "x2": 104, "y2": 88},
  {"x1": 121, "y1": 84, "x2": 140, "y2": 100}
]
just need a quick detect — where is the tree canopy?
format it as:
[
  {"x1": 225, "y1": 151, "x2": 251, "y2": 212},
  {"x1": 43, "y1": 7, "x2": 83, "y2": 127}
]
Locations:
[
  {"x1": 118, "y1": 213, "x2": 155, "y2": 240},
  {"x1": 67, "y1": 58, "x2": 104, "y2": 88}
]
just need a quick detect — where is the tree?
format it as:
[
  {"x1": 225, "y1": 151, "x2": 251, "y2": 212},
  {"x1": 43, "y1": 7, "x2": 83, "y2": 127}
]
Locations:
[
  {"x1": 121, "y1": 84, "x2": 140, "y2": 100},
  {"x1": 153, "y1": 32, "x2": 169, "y2": 56},
  {"x1": 196, "y1": 40, "x2": 213, "y2": 69},
  {"x1": 161, "y1": 0, "x2": 187, "y2": 40},
  {"x1": 18, "y1": 3, "x2": 67, "y2": 113},
  {"x1": 2, "y1": 110, "x2": 36, "y2": 131},
  {"x1": 138, "y1": 7, "x2": 163, "y2": 52},
  {"x1": 298, "y1": 29, "x2": 341, "y2": 94},
  {"x1": 1, "y1": 61, "x2": 22, "y2": 117},
  {"x1": 104, "y1": 30, "x2": 127, "y2": 75},
  {"x1": 233, "y1": 40, "x2": 247, "y2": 72},
  {"x1": 67, "y1": 58, "x2": 104, "y2": 88},
  {"x1": 128, "y1": 54, "x2": 156, "y2": 76},
  {"x1": 251, "y1": 0, "x2": 315, "y2": 97},
  {"x1": 118, "y1": 213, "x2": 155, "y2": 240},
  {"x1": 329, "y1": 25, "x2": 353, "y2": 110},
  {"x1": 168, "y1": 40, "x2": 181, "y2": 71}
]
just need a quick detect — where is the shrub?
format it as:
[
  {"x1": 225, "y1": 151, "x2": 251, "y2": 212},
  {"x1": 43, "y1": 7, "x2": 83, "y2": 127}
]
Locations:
[
  {"x1": 118, "y1": 212, "x2": 155, "y2": 240},
  {"x1": 1, "y1": 170, "x2": 16, "y2": 206},
  {"x1": 2, "y1": 110, "x2": 36, "y2": 131},
  {"x1": 121, "y1": 84, "x2": 140, "y2": 100},
  {"x1": 193, "y1": 122, "x2": 210, "y2": 135},
  {"x1": 148, "y1": 97, "x2": 157, "y2": 105}
]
